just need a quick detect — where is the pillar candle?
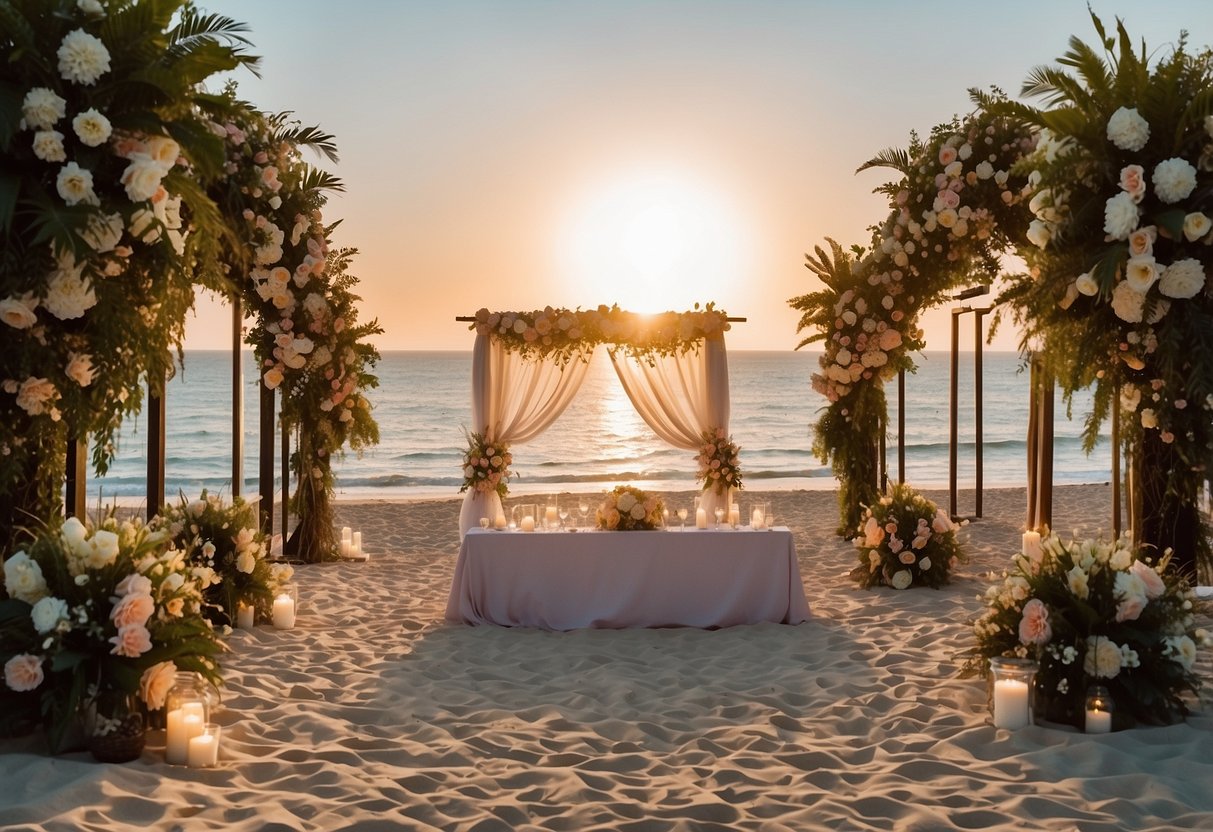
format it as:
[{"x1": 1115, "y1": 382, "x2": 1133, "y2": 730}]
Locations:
[
  {"x1": 520, "y1": 515, "x2": 535, "y2": 532},
  {"x1": 236, "y1": 602, "x2": 254, "y2": 629},
  {"x1": 341, "y1": 526, "x2": 352, "y2": 543},
  {"x1": 340, "y1": 539, "x2": 350, "y2": 557},
  {"x1": 352, "y1": 531, "x2": 362, "y2": 553},
  {"x1": 1022, "y1": 530, "x2": 1042, "y2": 562},
  {"x1": 187, "y1": 729, "x2": 220, "y2": 768},
  {"x1": 545, "y1": 506, "x2": 558, "y2": 526},
  {"x1": 272, "y1": 593, "x2": 296, "y2": 629},
  {"x1": 751, "y1": 508, "x2": 765, "y2": 529},
  {"x1": 493, "y1": 513, "x2": 507, "y2": 530},
  {"x1": 992, "y1": 679, "x2": 1030, "y2": 729},
  {"x1": 728, "y1": 506, "x2": 740, "y2": 528},
  {"x1": 166, "y1": 709, "x2": 205, "y2": 765},
  {"x1": 1085, "y1": 709, "x2": 1112, "y2": 734},
  {"x1": 695, "y1": 508, "x2": 708, "y2": 529}
]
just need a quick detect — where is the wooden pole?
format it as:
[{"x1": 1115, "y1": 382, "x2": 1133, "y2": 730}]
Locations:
[
  {"x1": 232, "y1": 296, "x2": 243, "y2": 498},
  {"x1": 879, "y1": 409, "x2": 887, "y2": 494},
  {"x1": 1112, "y1": 394, "x2": 1121, "y2": 537},
  {"x1": 281, "y1": 415, "x2": 289, "y2": 550},
  {"x1": 1036, "y1": 366, "x2": 1055, "y2": 530},
  {"x1": 258, "y1": 383, "x2": 275, "y2": 534},
  {"x1": 1026, "y1": 357, "x2": 1039, "y2": 530},
  {"x1": 973, "y1": 308, "x2": 989, "y2": 519},
  {"x1": 897, "y1": 368, "x2": 905, "y2": 484},
  {"x1": 64, "y1": 432, "x2": 86, "y2": 519},
  {"x1": 146, "y1": 376, "x2": 166, "y2": 521},
  {"x1": 949, "y1": 308, "x2": 963, "y2": 519}
]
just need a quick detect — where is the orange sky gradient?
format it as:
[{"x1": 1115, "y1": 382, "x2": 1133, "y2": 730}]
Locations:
[{"x1": 189, "y1": 0, "x2": 1211, "y2": 353}]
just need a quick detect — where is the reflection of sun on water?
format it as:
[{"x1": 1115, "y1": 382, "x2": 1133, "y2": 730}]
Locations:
[
  {"x1": 583, "y1": 353, "x2": 651, "y2": 462},
  {"x1": 557, "y1": 170, "x2": 750, "y2": 313}
]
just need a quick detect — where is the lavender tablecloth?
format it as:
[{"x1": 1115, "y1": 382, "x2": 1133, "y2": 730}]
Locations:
[{"x1": 445, "y1": 527, "x2": 811, "y2": 630}]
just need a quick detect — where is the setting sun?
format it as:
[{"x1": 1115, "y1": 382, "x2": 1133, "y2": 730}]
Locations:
[{"x1": 556, "y1": 170, "x2": 750, "y2": 312}]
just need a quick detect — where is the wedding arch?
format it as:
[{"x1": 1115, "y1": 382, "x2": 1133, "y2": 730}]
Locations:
[{"x1": 456, "y1": 305, "x2": 740, "y2": 536}]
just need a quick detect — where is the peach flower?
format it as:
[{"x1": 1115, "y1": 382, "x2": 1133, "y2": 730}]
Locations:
[
  {"x1": 4, "y1": 654, "x2": 44, "y2": 692},
  {"x1": 111, "y1": 592, "x2": 155, "y2": 628},
  {"x1": 109, "y1": 623, "x2": 152, "y2": 657},
  {"x1": 1018, "y1": 598, "x2": 1052, "y2": 645}
]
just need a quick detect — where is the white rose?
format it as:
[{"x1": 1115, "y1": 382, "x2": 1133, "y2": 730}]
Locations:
[
  {"x1": 1152, "y1": 158, "x2": 1197, "y2": 204},
  {"x1": 57, "y1": 29, "x2": 111, "y2": 86},
  {"x1": 1075, "y1": 272, "x2": 1099, "y2": 296},
  {"x1": 121, "y1": 155, "x2": 165, "y2": 202},
  {"x1": 30, "y1": 596, "x2": 69, "y2": 635},
  {"x1": 77, "y1": 0, "x2": 105, "y2": 15},
  {"x1": 974, "y1": 161, "x2": 994, "y2": 180},
  {"x1": 617, "y1": 492, "x2": 636, "y2": 512},
  {"x1": 890, "y1": 570, "x2": 912, "y2": 590},
  {"x1": 236, "y1": 550, "x2": 256, "y2": 574},
  {"x1": 144, "y1": 135, "x2": 180, "y2": 169},
  {"x1": 629, "y1": 504, "x2": 647, "y2": 520},
  {"x1": 1110, "y1": 281, "x2": 1145, "y2": 323},
  {"x1": 1106, "y1": 106, "x2": 1150, "y2": 152},
  {"x1": 1102, "y1": 192, "x2": 1139, "y2": 240},
  {"x1": 0, "y1": 297, "x2": 38, "y2": 329},
  {"x1": 1158, "y1": 258, "x2": 1206, "y2": 300},
  {"x1": 65, "y1": 352, "x2": 96, "y2": 387},
  {"x1": 1164, "y1": 635, "x2": 1197, "y2": 671},
  {"x1": 15, "y1": 376, "x2": 57, "y2": 417},
  {"x1": 1124, "y1": 255, "x2": 1159, "y2": 293},
  {"x1": 3, "y1": 551, "x2": 49, "y2": 604},
  {"x1": 71, "y1": 108, "x2": 111, "y2": 147},
  {"x1": 918, "y1": 557, "x2": 932, "y2": 571},
  {"x1": 56, "y1": 161, "x2": 95, "y2": 206},
  {"x1": 43, "y1": 252, "x2": 96, "y2": 320},
  {"x1": 1183, "y1": 212, "x2": 1211, "y2": 243},
  {"x1": 32, "y1": 130, "x2": 66, "y2": 162},
  {"x1": 22, "y1": 87, "x2": 66, "y2": 130}
]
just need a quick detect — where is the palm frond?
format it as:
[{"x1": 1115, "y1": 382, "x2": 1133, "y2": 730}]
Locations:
[
  {"x1": 272, "y1": 121, "x2": 340, "y2": 164},
  {"x1": 856, "y1": 147, "x2": 912, "y2": 176},
  {"x1": 298, "y1": 167, "x2": 344, "y2": 195},
  {"x1": 167, "y1": 9, "x2": 262, "y2": 77}
]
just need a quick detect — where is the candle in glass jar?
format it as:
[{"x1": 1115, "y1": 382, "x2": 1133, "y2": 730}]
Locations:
[
  {"x1": 493, "y1": 513, "x2": 507, "y2": 530},
  {"x1": 728, "y1": 506, "x2": 740, "y2": 528},
  {"x1": 272, "y1": 593, "x2": 296, "y2": 629},
  {"x1": 545, "y1": 506, "x2": 558, "y2": 526},
  {"x1": 695, "y1": 508, "x2": 708, "y2": 529},
  {"x1": 520, "y1": 515, "x2": 535, "y2": 532},
  {"x1": 236, "y1": 601, "x2": 254, "y2": 629},
  {"x1": 751, "y1": 508, "x2": 765, "y2": 529},
  {"x1": 1085, "y1": 708, "x2": 1112, "y2": 733},
  {"x1": 187, "y1": 724, "x2": 220, "y2": 768},
  {"x1": 166, "y1": 708, "x2": 205, "y2": 765},
  {"x1": 992, "y1": 679, "x2": 1030, "y2": 729}
]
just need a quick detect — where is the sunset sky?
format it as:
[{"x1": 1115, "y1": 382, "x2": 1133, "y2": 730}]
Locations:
[{"x1": 191, "y1": 0, "x2": 1210, "y2": 353}]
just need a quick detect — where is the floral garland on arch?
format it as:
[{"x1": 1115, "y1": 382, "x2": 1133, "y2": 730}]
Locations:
[
  {"x1": 0, "y1": 1, "x2": 258, "y2": 554},
  {"x1": 210, "y1": 101, "x2": 381, "y2": 563},
  {"x1": 790, "y1": 102, "x2": 1035, "y2": 533},
  {"x1": 470, "y1": 303, "x2": 731, "y2": 365},
  {"x1": 982, "y1": 13, "x2": 1213, "y2": 575}
]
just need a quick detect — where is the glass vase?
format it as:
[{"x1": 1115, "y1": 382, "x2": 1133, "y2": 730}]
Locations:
[
  {"x1": 82, "y1": 689, "x2": 145, "y2": 763},
  {"x1": 1084, "y1": 684, "x2": 1114, "y2": 734},
  {"x1": 988, "y1": 657, "x2": 1037, "y2": 730}
]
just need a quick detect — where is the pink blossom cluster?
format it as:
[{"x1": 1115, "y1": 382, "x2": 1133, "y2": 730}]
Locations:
[
  {"x1": 695, "y1": 427, "x2": 741, "y2": 494},
  {"x1": 810, "y1": 279, "x2": 911, "y2": 403},
  {"x1": 461, "y1": 433, "x2": 514, "y2": 496}
]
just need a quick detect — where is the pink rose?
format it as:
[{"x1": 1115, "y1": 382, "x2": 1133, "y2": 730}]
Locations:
[
  {"x1": 1119, "y1": 164, "x2": 1147, "y2": 203},
  {"x1": 938, "y1": 145, "x2": 958, "y2": 166},
  {"x1": 109, "y1": 623, "x2": 152, "y2": 657},
  {"x1": 1017, "y1": 598, "x2": 1052, "y2": 646},
  {"x1": 938, "y1": 189, "x2": 960, "y2": 210},
  {"x1": 111, "y1": 592, "x2": 155, "y2": 628},
  {"x1": 888, "y1": 534, "x2": 904, "y2": 554},
  {"x1": 898, "y1": 550, "x2": 916, "y2": 565},
  {"x1": 114, "y1": 573, "x2": 152, "y2": 597},
  {"x1": 1127, "y1": 225, "x2": 1156, "y2": 258},
  {"x1": 1129, "y1": 560, "x2": 1166, "y2": 599},
  {"x1": 4, "y1": 653, "x2": 44, "y2": 692}
]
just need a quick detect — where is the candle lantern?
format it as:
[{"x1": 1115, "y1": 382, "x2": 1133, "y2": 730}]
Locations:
[
  {"x1": 187, "y1": 723, "x2": 222, "y2": 768},
  {"x1": 1084, "y1": 685, "x2": 1114, "y2": 734},
  {"x1": 165, "y1": 672, "x2": 212, "y2": 765},
  {"x1": 988, "y1": 656, "x2": 1037, "y2": 730},
  {"x1": 272, "y1": 584, "x2": 299, "y2": 629}
]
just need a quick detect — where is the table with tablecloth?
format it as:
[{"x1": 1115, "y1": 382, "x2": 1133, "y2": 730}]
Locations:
[{"x1": 445, "y1": 527, "x2": 811, "y2": 630}]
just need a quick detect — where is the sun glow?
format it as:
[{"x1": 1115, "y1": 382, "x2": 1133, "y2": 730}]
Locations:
[{"x1": 557, "y1": 170, "x2": 750, "y2": 313}]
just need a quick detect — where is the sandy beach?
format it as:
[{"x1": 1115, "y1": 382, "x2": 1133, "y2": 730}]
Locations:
[{"x1": 2, "y1": 484, "x2": 1211, "y2": 831}]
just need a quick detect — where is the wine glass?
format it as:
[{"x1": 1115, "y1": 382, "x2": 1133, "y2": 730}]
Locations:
[
  {"x1": 558, "y1": 504, "x2": 570, "y2": 530},
  {"x1": 677, "y1": 507, "x2": 688, "y2": 530},
  {"x1": 714, "y1": 507, "x2": 724, "y2": 529},
  {"x1": 578, "y1": 499, "x2": 589, "y2": 528}
]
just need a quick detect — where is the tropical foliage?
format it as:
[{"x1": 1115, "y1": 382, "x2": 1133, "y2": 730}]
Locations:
[
  {"x1": 983, "y1": 14, "x2": 1213, "y2": 575},
  {"x1": 0, "y1": 0, "x2": 258, "y2": 554}
]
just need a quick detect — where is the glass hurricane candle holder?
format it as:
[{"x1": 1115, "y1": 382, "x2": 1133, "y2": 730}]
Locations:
[
  {"x1": 988, "y1": 656, "x2": 1037, "y2": 730},
  {"x1": 1084, "y1": 685, "x2": 1114, "y2": 734},
  {"x1": 272, "y1": 584, "x2": 299, "y2": 629},
  {"x1": 165, "y1": 672, "x2": 211, "y2": 765}
]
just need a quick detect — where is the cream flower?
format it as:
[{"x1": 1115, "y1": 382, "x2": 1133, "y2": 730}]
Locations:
[
  {"x1": 1152, "y1": 158, "x2": 1197, "y2": 204},
  {"x1": 32, "y1": 130, "x2": 66, "y2": 162},
  {"x1": 1158, "y1": 258, "x2": 1206, "y2": 300},
  {"x1": 236, "y1": 550, "x2": 256, "y2": 574},
  {"x1": 1127, "y1": 225, "x2": 1156, "y2": 257},
  {"x1": 15, "y1": 377, "x2": 58, "y2": 417},
  {"x1": 1106, "y1": 106, "x2": 1150, "y2": 152},
  {"x1": 144, "y1": 135, "x2": 180, "y2": 168},
  {"x1": 1182, "y1": 212, "x2": 1211, "y2": 243},
  {"x1": 56, "y1": 161, "x2": 96, "y2": 206},
  {"x1": 71, "y1": 107, "x2": 111, "y2": 147},
  {"x1": 889, "y1": 570, "x2": 912, "y2": 590},
  {"x1": 121, "y1": 155, "x2": 166, "y2": 202},
  {"x1": 0, "y1": 296, "x2": 38, "y2": 329},
  {"x1": 65, "y1": 352, "x2": 96, "y2": 387},
  {"x1": 1102, "y1": 192, "x2": 1139, "y2": 240},
  {"x1": 108, "y1": 623, "x2": 152, "y2": 657},
  {"x1": 1075, "y1": 272, "x2": 1099, "y2": 296},
  {"x1": 1124, "y1": 255, "x2": 1159, "y2": 293},
  {"x1": 1140, "y1": 408, "x2": 1158, "y2": 429},
  {"x1": 43, "y1": 253, "x2": 96, "y2": 320},
  {"x1": 21, "y1": 88, "x2": 66, "y2": 130},
  {"x1": 4, "y1": 654, "x2": 45, "y2": 692},
  {"x1": 81, "y1": 212, "x2": 123, "y2": 254},
  {"x1": 77, "y1": 0, "x2": 105, "y2": 15},
  {"x1": 31, "y1": 596, "x2": 69, "y2": 634},
  {"x1": 1110, "y1": 281, "x2": 1145, "y2": 323},
  {"x1": 1163, "y1": 635, "x2": 1197, "y2": 672},
  {"x1": 139, "y1": 661, "x2": 177, "y2": 710},
  {"x1": 57, "y1": 29, "x2": 111, "y2": 85},
  {"x1": 1083, "y1": 637, "x2": 1123, "y2": 679},
  {"x1": 1066, "y1": 565, "x2": 1090, "y2": 599},
  {"x1": 3, "y1": 551, "x2": 49, "y2": 604},
  {"x1": 1128, "y1": 560, "x2": 1165, "y2": 600},
  {"x1": 1120, "y1": 383, "x2": 1141, "y2": 412}
]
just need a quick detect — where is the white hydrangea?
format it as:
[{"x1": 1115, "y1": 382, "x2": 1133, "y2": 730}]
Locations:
[
  {"x1": 1152, "y1": 158, "x2": 1197, "y2": 204},
  {"x1": 1084, "y1": 636, "x2": 1123, "y2": 679},
  {"x1": 71, "y1": 107, "x2": 112, "y2": 147},
  {"x1": 1106, "y1": 106, "x2": 1150, "y2": 152},
  {"x1": 1103, "y1": 192, "x2": 1139, "y2": 240},
  {"x1": 43, "y1": 252, "x2": 96, "y2": 320},
  {"x1": 21, "y1": 87, "x2": 66, "y2": 131},
  {"x1": 32, "y1": 130, "x2": 66, "y2": 162},
  {"x1": 56, "y1": 161, "x2": 96, "y2": 206},
  {"x1": 57, "y1": 29, "x2": 111, "y2": 86},
  {"x1": 1158, "y1": 258, "x2": 1206, "y2": 299}
]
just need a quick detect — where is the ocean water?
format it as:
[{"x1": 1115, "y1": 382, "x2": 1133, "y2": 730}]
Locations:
[{"x1": 86, "y1": 350, "x2": 1111, "y2": 503}]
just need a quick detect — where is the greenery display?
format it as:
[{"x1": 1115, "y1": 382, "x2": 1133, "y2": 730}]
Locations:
[{"x1": 852, "y1": 483, "x2": 965, "y2": 589}]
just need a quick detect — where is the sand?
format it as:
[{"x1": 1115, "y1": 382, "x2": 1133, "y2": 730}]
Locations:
[{"x1": 2, "y1": 484, "x2": 1211, "y2": 832}]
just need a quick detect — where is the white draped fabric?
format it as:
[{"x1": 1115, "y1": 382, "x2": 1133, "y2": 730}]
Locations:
[
  {"x1": 608, "y1": 336, "x2": 732, "y2": 519},
  {"x1": 458, "y1": 332, "x2": 591, "y2": 536}
]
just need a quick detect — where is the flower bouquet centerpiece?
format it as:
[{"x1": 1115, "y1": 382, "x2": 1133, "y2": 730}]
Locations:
[
  {"x1": 155, "y1": 491, "x2": 274, "y2": 628},
  {"x1": 0, "y1": 513, "x2": 224, "y2": 757},
  {"x1": 969, "y1": 531, "x2": 1209, "y2": 728},
  {"x1": 852, "y1": 483, "x2": 965, "y2": 589},
  {"x1": 596, "y1": 485, "x2": 665, "y2": 531},
  {"x1": 696, "y1": 428, "x2": 742, "y2": 495},
  {"x1": 460, "y1": 429, "x2": 513, "y2": 499}
]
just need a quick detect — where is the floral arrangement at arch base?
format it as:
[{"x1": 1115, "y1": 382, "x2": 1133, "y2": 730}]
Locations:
[
  {"x1": 852, "y1": 483, "x2": 965, "y2": 589},
  {"x1": 696, "y1": 428, "x2": 742, "y2": 495},
  {"x1": 597, "y1": 486, "x2": 665, "y2": 531},
  {"x1": 153, "y1": 491, "x2": 275, "y2": 628},
  {"x1": 459, "y1": 430, "x2": 513, "y2": 499},
  {"x1": 0, "y1": 513, "x2": 224, "y2": 753},
  {"x1": 967, "y1": 531, "x2": 1208, "y2": 728}
]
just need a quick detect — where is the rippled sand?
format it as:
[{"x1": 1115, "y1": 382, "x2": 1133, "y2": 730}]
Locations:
[{"x1": 2, "y1": 485, "x2": 1211, "y2": 831}]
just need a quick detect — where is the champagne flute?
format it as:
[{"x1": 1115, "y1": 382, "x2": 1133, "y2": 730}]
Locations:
[
  {"x1": 677, "y1": 507, "x2": 688, "y2": 530},
  {"x1": 714, "y1": 507, "x2": 724, "y2": 529},
  {"x1": 559, "y1": 504, "x2": 570, "y2": 530},
  {"x1": 578, "y1": 499, "x2": 589, "y2": 528}
]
